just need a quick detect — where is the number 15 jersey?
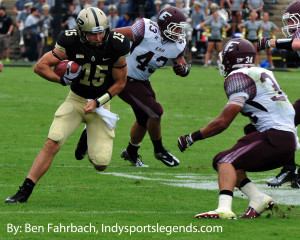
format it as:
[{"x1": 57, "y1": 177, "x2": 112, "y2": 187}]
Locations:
[{"x1": 127, "y1": 18, "x2": 186, "y2": 81}]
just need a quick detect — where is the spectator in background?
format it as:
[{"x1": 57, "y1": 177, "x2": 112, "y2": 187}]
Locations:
[
  {"x1": 128, "y1": 0, "x2": 156, "y2": 20},
  {"x1": 210, "y1": 0, "x2": 224, "y2": 9},
  {"x1": 201, "y1": 10, "x2": 231, "y2": 66},
  {"x1": 0, "y1": 6, "x2": 14, "y2": 62},
  {"x1": 197, "y1": 0, "x2": 210, "y2": 17},
  {"x1": 115, "y1": 12, "x2": 132, "y2": 28},
  {"x1": 35, "y1": 0, "x2": 46, "y2": 15},
  {"x1": 107, "y1": 4, "x2": 119, "y2": 30},
  {"x1": 61, "y1": 4, "x2": 77, "y2": 31},
  {"x1": 15, "y1": 2, "x2": 32, "y2": 60},
  {"x1": 117, "y1": 0, "x2": 129, "y2": 17},
  {"x1": 14, "y1": 0, "x2": 35, "y2": 14},
  {"x1": 191, "y1": 2, "x2": 206, "y2": 54},
  {"x1": 22, "y1": 7, "x2": 41, "y2": 61},
  {"x1": 151, "y1": 0, "x2": 162, "y2": 22},
  {"x1": 229, "y1": 0, "x2": 244, "y2": 35},
  {"x1": 40, "y1": 4, "x2": 53, "y2": 54},
  {"x1": 97, "y1": 0, "x2": 109, "y2": 15},
  {"x1": 248, "y1": 0, "x2": 264, "y2": 19},
  {"x1": 238, "y1": 11, "x2": 262, "y2": 66},
  {"x1": 258, "y1": 12, "x2": 279, "y2": 69}
]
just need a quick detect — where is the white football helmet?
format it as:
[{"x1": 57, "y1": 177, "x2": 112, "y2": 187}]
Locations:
[{"x1": 282, "y1": 1, "x2": 300, "y2": 38}]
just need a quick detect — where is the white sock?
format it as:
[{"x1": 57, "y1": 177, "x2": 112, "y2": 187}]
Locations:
[
  {"x1": 217, "y1": 194, "x2": 233, "y2": 211},
  {"x1": 240, "y1": 182, "x2": 263, "y2": 200}
]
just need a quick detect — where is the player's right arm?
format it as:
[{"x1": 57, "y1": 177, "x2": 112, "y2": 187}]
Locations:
[{"x1": 34, "y1": 49, "x2": 68, "y2": 84}]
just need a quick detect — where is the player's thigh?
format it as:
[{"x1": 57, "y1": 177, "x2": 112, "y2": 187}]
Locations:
[
  {"x1": 86, "y1": 114, "x2": 115, "y2": 166},
  {"x1": 213, "y1": 130, "x2": 295, "y2": 172},
  {"x1": 48, "y1": 101, "x2": 83, "y2": 145}
]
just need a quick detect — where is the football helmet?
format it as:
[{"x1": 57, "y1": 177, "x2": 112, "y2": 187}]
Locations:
[
  {"x1": 218, "y1": 38, "x2": 256, "y2": 77},
  {"x1": 76, "y1": 7, "x2": 110, "y2": 47},
  {"x1": 282, "y1": 1, "x2": 300, "y2": 38},
  {"x1": 157, "y1": 6, "x2": 187, "y2": 42}
]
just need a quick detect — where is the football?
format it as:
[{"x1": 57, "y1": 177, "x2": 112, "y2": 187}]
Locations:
[{"x1": 53, "y1": 60, "x2": 80, "y2": 77}]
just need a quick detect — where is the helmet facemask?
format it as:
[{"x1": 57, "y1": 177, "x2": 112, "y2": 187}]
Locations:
[
  {"x1": 282, "y1": 12, "x2": 300, "y2": 38},
  {"x1": 163, "y1": 22, "x2": 187, "y2": 42}
]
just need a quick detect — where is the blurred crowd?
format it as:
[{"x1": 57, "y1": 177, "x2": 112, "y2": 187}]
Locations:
[{"x1": 0, "y1": 0, "x2": 276, "y2": 66}]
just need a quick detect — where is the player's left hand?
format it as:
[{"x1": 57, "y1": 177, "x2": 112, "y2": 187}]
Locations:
[
  {"x1": 84, "y1": 100, "x2": 97, "y2": 114},
  {"x1": 178, "y1": 134, "x2": 193, "y2": 152},
  {"x1": 173, "y1": 63, "x2": 190, "y2": 77},
  {"x1": 257, "y1": 38, "x2": 270, "y2": 51}
]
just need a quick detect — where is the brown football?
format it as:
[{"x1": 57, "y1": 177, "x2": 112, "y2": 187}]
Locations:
[{"x1": 54, "y1": 60, "x2": 80, "y2": 77}]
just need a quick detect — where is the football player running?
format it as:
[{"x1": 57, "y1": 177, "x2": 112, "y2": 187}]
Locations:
[
  {"x1": 5, "y1": 7, "x2": 130, "y2": 203},
  {"x1": 75, "y1": 6, "x2": 190, "y2": 167},
  {"x1": 178, "y1": 38, "x2": 297, "y2": 219},
  {"x1": 257, "y1": 1, "x2": 300, "y2": 188}
]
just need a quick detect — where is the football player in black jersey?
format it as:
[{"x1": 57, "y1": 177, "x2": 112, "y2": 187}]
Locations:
[{"x1": 5, "y1": 7, "x2": 130, "y2": 203}]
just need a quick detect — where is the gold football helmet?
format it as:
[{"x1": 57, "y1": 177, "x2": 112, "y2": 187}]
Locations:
[{"x1": 76, "y1": 7, "x2": 110, "y2": 47}]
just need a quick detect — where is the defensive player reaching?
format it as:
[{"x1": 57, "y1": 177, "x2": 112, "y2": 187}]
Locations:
[
  {"x1": 257, "y1": 1, "x2": 300, "y2": 188},
  {"x1": 5, "y1": 7, "x2": 130, "y2": 203},
  {"x1": 178, "y1": 38, "x2": 297, "y2": 219},
  {"x1": 75, "y1": 6, "x2": 190, "y2": 167}
]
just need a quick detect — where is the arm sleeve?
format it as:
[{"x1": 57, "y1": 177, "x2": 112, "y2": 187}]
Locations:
[{"x1": 224, "y1": 72, "x2": 257, "y2": 101}]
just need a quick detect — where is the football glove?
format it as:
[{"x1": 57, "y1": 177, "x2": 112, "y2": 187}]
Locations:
[
  {"x1": 60, "y1": 62, "x2": 82, "y2": 86},
  {"x1": 178, "y1": 134, "x2": 194, "y2": 152},
  {"x1": 257, "y1": 38, "x2": 271, "y2": 51},
  {"x1": 173, "y1": 63, "x2": 190, "y2": 77}
]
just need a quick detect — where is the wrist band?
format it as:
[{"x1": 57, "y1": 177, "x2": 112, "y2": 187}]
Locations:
[
  {"x1": 95, "y1": 91, "x2": 112, "y2": 108},
  {"x1": 275, "y1": 39, "x2": 294, "y2": 51}
]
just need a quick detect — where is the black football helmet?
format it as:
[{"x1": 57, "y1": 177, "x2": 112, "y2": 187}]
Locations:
[
  {"x1": 282, "y1": 1, "x2": 300, "y2": 38},
  {"x1": 218, "y1": 38, "x2": 256, "y2": 77},
  {"x1": 76, "y1": 7, "x2": 110, "y2": 48},
  {"x1": 157, "y1": 6, "x2": 187, "y2": 42}
]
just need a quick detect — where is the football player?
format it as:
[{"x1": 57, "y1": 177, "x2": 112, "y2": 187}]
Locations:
[
  {"x1": 0, "y1": 61, "x2": 3, "y2": 72},
  {"x1": 178, "y1": 38, "x2": 297, "y2": 219},
  {"x1": 5, "y1": 7, "x2": 130, "y2": 203},
  {"x1": 257, "y1": 0, "x2": 300, "y2": 188},
  {"x1": 75, "y1": 6, "x2": 190, "y2": 167}
]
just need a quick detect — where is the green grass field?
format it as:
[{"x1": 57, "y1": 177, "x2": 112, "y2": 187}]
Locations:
[{"x1": 0, "y1": 65, "x2": 299, "y2": 240}]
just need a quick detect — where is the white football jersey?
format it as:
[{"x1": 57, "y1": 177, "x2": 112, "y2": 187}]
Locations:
[
  {"x1": 225, "y1": 67, "x2": 296, "y2": 133},
  {"x1": 127, "y1": 18, "x2": 186, "y2": 81}
]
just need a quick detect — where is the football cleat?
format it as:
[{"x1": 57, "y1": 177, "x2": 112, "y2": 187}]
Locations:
[
  {"x1": 5, "y1": 186, "x2": 32, "y2": 203},
  {"x1": 241, "y1": 195, "x2": 274, "y2": 219},
  {"x1": 266, "y1": 166, "x2": 297, "y2": 187},
  {"x1": 291, "y1": 168, "x2": 300, "y2": 188},
  {"x1": 154, "y1": 149, "x2": 179, "y2": 167},
  {"x1": 75, "y1": 128, "x2": 88, "y2": 160},
  {"x1": 121, "y1": 149, "x2": 149, "y2": 167},
  {"x1": 195, "y1": 208, "x2": 237, "y2": 220}
]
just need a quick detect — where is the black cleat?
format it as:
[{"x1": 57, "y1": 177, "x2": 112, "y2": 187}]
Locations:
[
  {"x1": 75, "y1": 128, "x2": 88, "y2": 160},
  {"x1": 5, "y1": 186, "x2": 31, "y2": 203},
  {"x1": 266, "y1": 166, "x2": 297, "y2": 187},
  {"x1": 154, "y1": 148, "x2": 180, "y2": 167},
  {"x1": 291, "y1": 168, "x2": 300, "y2": 189},
  {"x1": 121, "y1": 149, "x2": 148, "y2": 167}
]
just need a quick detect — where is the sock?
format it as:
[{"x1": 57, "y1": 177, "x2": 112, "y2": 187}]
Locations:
[
  {"x1": 152, "y1": 138, "x2": 164, "y2": 153},
  {"x1": 22, "y1": 178, "x2": 35, "y2": 195},
  {"x1": 127, "y1": 142, "x2": 140, "y2": 156},
  {"x1": 240, "y1": 180, "x2": 263, "y2": 200},
  {"x1": 217, "y1": 190, "x2": 233, "y2": 211}
]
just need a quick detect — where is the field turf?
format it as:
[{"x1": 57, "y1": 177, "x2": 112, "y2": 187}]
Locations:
[{"x1": 0, "y1": 65, "x2": 299, "y2": 239}]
